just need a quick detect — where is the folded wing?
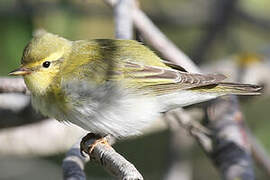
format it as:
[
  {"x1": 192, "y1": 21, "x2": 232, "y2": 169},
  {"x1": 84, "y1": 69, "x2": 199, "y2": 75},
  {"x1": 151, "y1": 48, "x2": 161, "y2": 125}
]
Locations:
[{"x1": 112, "y1": 61, "x2": 227, "y2": 95}]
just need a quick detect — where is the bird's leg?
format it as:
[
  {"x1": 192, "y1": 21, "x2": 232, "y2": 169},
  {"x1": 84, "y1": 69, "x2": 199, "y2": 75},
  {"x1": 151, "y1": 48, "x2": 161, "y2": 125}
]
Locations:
[{"x1": 80, "y1": 133, "x2": 111, "y2": 157}]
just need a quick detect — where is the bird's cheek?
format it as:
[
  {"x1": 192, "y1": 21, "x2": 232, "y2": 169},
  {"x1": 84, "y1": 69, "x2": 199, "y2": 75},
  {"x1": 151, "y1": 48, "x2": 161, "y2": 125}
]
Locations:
[{"x1": 23, "y1": 72, "x2": 53, "y2": 95}]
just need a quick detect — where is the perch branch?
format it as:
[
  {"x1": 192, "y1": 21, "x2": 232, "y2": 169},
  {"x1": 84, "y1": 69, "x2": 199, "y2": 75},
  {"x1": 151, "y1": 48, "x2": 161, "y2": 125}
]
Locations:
[
  {"x1": 81, "y1": 134, "x2": 143, "y2": 180},
  {"x1": 64, "y1": 134, "x2": 143, "y2": 180}
]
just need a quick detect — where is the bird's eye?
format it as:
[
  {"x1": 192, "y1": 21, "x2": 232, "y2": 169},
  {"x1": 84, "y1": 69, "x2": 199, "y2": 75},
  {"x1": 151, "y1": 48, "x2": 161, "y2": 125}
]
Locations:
[{"x1": 42, "y1": 61, "x2": 51, "y2": 68}]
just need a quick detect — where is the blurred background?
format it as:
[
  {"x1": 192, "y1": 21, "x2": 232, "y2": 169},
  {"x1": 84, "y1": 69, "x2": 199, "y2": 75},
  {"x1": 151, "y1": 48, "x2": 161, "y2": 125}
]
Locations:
[{"x1": 0, "y1": 0, "x2": 270, "y2": 179}]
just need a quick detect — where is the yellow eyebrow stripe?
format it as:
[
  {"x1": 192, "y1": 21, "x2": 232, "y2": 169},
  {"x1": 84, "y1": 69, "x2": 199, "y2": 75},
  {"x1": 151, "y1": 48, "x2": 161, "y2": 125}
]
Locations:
[
  {"x1": 43, "y1": 50, "x2": 64, "y2": 61},
  {"x1": 24, "y1": 50, "x2": 64, "y2": 68}
]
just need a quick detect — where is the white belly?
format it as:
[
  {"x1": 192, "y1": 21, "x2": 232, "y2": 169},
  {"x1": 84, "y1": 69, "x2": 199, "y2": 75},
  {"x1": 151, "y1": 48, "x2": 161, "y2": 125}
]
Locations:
[
  {"x1": 31, "y1": 84, "x2": 221, "y2": 138},
  {"x1": 31, "y1": 91, "x2": 161, "y2": 138},
  {"x1": 67, "y1": 93, "x2": 161, "y2": 138}
]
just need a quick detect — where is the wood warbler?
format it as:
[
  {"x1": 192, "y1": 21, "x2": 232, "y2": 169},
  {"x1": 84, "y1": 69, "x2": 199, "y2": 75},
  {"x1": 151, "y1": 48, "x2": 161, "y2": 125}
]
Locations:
[{"x1": 9, "y1": 30, "x2": 262, "y2": 138}]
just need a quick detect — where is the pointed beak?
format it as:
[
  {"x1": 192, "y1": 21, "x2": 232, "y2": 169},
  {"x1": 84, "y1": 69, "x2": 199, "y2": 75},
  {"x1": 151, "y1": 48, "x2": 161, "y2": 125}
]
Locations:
[{"x1": 8, "y1": 67, "x2": 31, "y2": 76}]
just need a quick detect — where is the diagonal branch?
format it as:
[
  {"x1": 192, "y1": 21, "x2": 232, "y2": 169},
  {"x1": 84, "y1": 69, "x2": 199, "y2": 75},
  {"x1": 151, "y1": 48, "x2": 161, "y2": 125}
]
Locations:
[
  {"x1": 206, "y1": 96, "x2": 255, "y2": 180},
  {"x1": 63, "y1": 134, "x2": 143, "y2": 180}
]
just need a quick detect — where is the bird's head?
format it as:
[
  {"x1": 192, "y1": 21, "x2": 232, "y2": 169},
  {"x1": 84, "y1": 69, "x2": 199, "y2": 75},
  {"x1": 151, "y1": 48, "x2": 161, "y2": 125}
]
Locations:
[{"x1": 9, "y1": 30, "x2": 72, "y2": 95}]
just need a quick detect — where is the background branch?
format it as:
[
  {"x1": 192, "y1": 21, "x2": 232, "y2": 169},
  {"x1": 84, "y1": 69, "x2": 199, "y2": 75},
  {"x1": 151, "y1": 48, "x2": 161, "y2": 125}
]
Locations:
[
  {"x1": 0, "y1": 78, "x2": 45, "y2": 129},
  {"x1": 104, "y1": 0, "x2": 200, "y2": 73},
  {"x1": 206, "y1": 96, "x2": 255, "y2": 180},
  {"x1": 0, "y1": 77, "x2": 29, "y2": 94},
  {"x1": 191, "y1": 0, "x2": 238, "y2": 64},
  {"x1": 0, "y1": 119, "x2": 86, "y2": 156},
  {"x1": 62, "y1": 141, "x2": 89, "y2": 180},
  {"x1": 114, "y1": 0, "x2": 134, "y2": 39},
  {"x1": 237, "y1": 8, "x2": 270, "y2": 30}
]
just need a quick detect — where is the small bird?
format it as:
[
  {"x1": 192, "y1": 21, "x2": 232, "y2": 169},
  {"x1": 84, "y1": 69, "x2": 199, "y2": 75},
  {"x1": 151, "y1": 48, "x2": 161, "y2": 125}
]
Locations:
[{"x1": 9, "y1": 30, "x2": 262, "y2": 139}]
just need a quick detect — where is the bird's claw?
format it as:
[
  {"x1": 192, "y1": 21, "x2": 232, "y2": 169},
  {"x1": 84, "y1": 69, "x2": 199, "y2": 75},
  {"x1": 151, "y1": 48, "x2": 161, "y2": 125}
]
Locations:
[{"x1": 80, "y1": 133, "x2": 110, "y2": 157}]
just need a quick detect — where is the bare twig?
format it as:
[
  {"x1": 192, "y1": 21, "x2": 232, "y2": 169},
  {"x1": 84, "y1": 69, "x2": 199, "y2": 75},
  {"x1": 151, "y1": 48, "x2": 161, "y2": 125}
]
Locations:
[
  {"x1": 165, "y1": 108, "x2": 212, "y2": 153},
  {"x1": 0, "y1": 78, "x2": 45, "y2": 129},
  {"x1": 63, "y1": 141, "x2": 89, "y2": 180},
  {"x1": 0, "y1": 119, "x2": 87, "y2": 156},
  {"x1": 64, "y1": 134, "x2": 144, "y2": 180},
  {"x1": 114, "y1": 0, "x2": 134, "y2": 39},
  {"x1": 163, "y1": 108, "x2": 204, "y2": 180},
  {"x1": 79, "y1": 134, "x2": 143, "y2": 180},
  {"x1": 0, "y1": 95, "x2": 45, "y2": 128},
  {"x1": 0, "y1": 77, "x2": 29, "y2": 94}
]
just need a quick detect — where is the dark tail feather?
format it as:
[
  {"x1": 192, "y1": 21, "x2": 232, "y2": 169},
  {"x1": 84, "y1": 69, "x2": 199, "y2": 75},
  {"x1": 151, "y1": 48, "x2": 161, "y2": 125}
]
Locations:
[{"x1": 217, "y1": 82, "x2": 263, "y2": 95}]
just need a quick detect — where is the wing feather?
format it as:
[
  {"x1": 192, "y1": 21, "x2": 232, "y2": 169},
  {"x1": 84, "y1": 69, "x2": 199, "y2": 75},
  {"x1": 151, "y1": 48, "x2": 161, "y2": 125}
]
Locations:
[
  {"x1": 112, "y1": 61, "x2": 227, "y2": 95},
  {"x1": 160, "y1": 60, "x2": 188, "y2": 72},
  {"x1": 122, "y1": 61, "x2": 180, "y2": 81}
]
